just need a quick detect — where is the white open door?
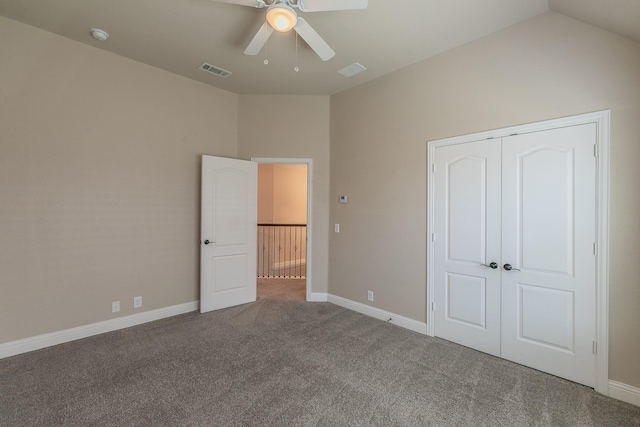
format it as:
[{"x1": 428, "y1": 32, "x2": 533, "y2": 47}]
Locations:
[{"x1": 200, "y1": 155, "x2": 257, "y2": 313}]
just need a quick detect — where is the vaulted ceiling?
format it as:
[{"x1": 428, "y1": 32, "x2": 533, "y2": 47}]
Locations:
[{"x1": 1, "y1": 0, "x2": 638, "y2": 95}]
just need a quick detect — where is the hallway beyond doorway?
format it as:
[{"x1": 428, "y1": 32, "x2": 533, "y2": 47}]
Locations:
[{"x1": 257, "y1": 278, "x2": 306, "y2": 302}]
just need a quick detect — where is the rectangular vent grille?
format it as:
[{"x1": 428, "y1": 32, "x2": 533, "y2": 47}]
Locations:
[
  {"x1": 337, "y1": 62, "x2": 366, "y2": 78},
  {"x1": 199, "y1": 62, "x2": 232, "y2": 78}
]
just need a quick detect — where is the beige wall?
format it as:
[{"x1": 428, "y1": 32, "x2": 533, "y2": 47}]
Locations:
[
  {"x1": 0, "y1": 17, "x2": 238, "y2": 343},
  {"x1": 257, "y1": 164, "x2": 308, "y2": 224},
  {"x1": 257, "y1": 164, "x2": 275, "y2": 224},
  {"x1": 273, "y1": 164, "x2": 307, "y2": 224},
  {"x1": 238, "y1": 96, "x2": 330, "y2": 293},
  {"x1": 330, "y1": 11, "x2": 640, "y2": 388}
]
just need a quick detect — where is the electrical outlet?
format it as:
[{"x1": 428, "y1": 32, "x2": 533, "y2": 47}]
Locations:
[
  {"x1": 134, "y1": 296, "x2": 142, "y2": 308},
  {"x1": 368, "y1": 291, "x2": 374, "y2": 302},
  {"x1": 112, "y1": 301, "x2": 120, "y2": 313}
]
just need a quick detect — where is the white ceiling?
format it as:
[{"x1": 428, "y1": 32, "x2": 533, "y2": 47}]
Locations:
[{"x1": 1, "y1": 0, "x2": 638, "y2": 95}]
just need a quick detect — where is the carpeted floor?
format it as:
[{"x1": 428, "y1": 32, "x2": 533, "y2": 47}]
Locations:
[
  {"x1": 1, "y1": 280, "x2": 639, "y2": 426},
  {"x1": 257, "y1": 278, "x2": 306, "y2": 301}
]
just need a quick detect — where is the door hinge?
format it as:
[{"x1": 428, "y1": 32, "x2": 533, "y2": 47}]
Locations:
[
  {"x1": 431, "y1": 233, "x2": 436, "y2": 242},
  {"x1": 594, "y1": 144, "x2": 599, "y2": 157},
  {"x1": 593, "y1": 242, "x2": 598, "y2": 256},
  {"x1": 432, "y1": 164, "x2": 436, "y2": 173},
  {"x1": 432, "y1": 302, "x2": 436, "y2": 311},
  {"x1": 593, "y1": 341, "x2": 598, "y2": 355}
]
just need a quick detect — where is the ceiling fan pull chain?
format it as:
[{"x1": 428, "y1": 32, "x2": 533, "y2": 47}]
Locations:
[
  {"x1": 264, "y1": 17, "x2": 269, "y2": 65},
  {"x1": 294, "y1": 31, "x2": 299, "y2": 72}
]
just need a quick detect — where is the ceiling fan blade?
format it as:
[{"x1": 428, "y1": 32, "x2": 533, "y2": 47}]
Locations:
[
  {"x1": 209, "y1": 0, "x2": 267, "y2": 7},
  {"x1": 297, "y1": 0, "x2": 367, "y2": 12},
  {"x1": 244, "y1": 22, "x2": 274, "y2": 55},
  {"x1": 293, "y1": 18, "x2": 335, "y2": 61}
]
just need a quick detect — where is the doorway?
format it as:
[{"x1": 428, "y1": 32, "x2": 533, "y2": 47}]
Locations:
[{"x1": 253, "y1": 158, "x2": 313, "y2": 301}]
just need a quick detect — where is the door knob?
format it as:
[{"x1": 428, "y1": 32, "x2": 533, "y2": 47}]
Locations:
[
  {"x1": 204, "y1": 239, "x2": 214, "y2": 245},
  {"x1": 503, "y1": 263, "x2": 520, "y2": 271},
  {"x1": 482, "y1": 262, "x2": 498, "y2": 269}
]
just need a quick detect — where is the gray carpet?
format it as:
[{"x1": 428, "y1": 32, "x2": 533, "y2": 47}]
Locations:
[{"x1": 1, "y1": 280, "x2": 639, "y2": 426}]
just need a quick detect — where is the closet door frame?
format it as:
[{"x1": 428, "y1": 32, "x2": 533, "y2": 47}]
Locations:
[{"x1": 426, "y1": 110, "x2": 610, "y2": 395}]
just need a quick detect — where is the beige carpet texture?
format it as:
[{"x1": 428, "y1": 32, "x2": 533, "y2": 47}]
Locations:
[{"x1": 1, "y1": 280, "x2": 639, "y2": 426}]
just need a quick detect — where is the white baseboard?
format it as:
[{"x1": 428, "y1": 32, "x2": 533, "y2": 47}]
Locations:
[
  {"x1": 327, "y1": 294, "x2": 427, "y2": 335},
  {"x1": 0, "y1": 301, "x2": 199, "y2": 360},
  {"x1": 308, "y1": 292, "x2": 328, "y2": 302},
  {"x1": 609, "y1": 380, "x2": 640, "y2": 407}
]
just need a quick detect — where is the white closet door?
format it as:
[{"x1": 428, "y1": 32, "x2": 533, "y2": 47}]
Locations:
[
  {"x1": 433, "y1": 139, "x2": 502, "y2": 356},
  {"x1": 501, "y1": 124, "x2": 597, "y2": 387}
]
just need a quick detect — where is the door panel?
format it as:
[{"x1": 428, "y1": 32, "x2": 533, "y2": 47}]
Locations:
[
  {"x1": 213, "y1": 254, "x2": 249, "y2": 292},
  {"x1": 520, "y1": 147, "x2": 574, "y2": 274},
  {"x1": 433, "y1": 139, "x2": 502, "y2": 356},
  {"x1": 447, "y1": 156, "x2": 489, "y2": 263},
  {"x1": 501, "y1": 124, "x2": 596, "y2": 387},
  {"x1": 201, "y1": 155, "x2": 257, "y2": 313},
  {"x1": 446, "y1": 273, "x2": 487, "y2": 329},
  {"x1": 214, "y1": 169, "x2": 250, "y2": 246},
  {"x1": 518, "y1": 284, "x2": 574, "y2": 352}
]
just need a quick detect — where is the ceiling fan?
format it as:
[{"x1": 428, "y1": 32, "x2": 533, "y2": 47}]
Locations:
[{"x1": 211, "y1": 0, "x2": 368, "y2": 61}]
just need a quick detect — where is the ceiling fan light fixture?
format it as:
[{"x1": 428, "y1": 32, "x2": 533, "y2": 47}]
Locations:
[{"x1": 266, "y1": 4, "x2": 298, "y2": 32}]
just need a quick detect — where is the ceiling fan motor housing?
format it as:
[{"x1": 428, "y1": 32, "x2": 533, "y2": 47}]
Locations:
[{"x1": 266, "y1": 3, "x2": 298, "y2": 32}]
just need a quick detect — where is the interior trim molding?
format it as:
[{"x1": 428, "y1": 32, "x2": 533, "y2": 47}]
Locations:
[
  {"x1": 328, "y1": 294, "x2": 427, "y2": 335},
  {"x1": 308, "y1": 292, "x2": 328, "y2": 302},
  {"x1": 609, "y1": 380, "x2": 640, "y2": 407},
  {"x1": 0, "y1": 301, "x2": 199, "y2": 360}
]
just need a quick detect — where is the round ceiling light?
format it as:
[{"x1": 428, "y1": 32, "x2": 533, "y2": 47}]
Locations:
[
  {"x1": 266, "y1": 4, "x2": 297, "y2": 32},
  {"x1": 90, "y1": 28, "x2": 109, "y2": 41}
]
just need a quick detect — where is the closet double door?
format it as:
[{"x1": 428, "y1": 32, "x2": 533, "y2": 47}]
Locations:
[{"x1": 432, "y1": 123, "x2": 597, "y2": 387}]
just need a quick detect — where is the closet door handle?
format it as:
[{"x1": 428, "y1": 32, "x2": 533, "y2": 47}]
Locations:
[
  {"x1": 482, "y1": 262, "x2": 498, "y2": 269},
  {"x1": 203, "y1": 239, "x2": 214, "y2": 245},
  {"x1": 503, "y1": 263, "x2": 520, "y2": 271}
]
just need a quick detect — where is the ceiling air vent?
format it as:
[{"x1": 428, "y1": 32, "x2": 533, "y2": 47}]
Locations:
[
  {"x1": 337, "y1": 62, "x2": 366, "y2": 78},
  {"x1": 199, "y1": 62, "x2": 232, "y2": 78}
]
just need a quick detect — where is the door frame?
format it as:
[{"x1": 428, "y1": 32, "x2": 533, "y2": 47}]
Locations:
[
  {"x1": 252, "y1": 157, "x2": 314, "y2": 301},
  {"x1": 426, "y1": 110, "x2": 610, "y2": 394}
]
